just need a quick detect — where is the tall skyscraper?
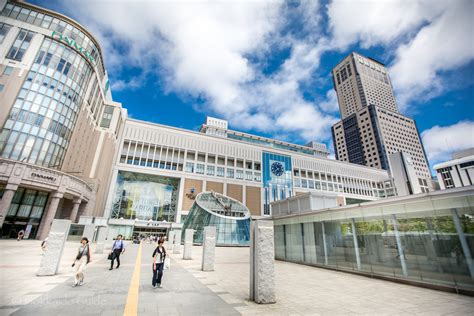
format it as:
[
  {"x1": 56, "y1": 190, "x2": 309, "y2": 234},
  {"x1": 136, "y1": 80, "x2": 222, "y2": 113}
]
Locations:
[
  {"x1": 331, "y1": 53, "x2": 432, "y2": 193},
  {"x1": 332, "y1": 52, "x2": 399, "y2": 119}
]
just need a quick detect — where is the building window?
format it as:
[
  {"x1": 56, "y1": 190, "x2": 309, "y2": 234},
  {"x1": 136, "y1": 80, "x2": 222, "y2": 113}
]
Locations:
[
  {"x1": 0, "y1": 23, "x2": 12, "y2": 44},
  {"x1": 100, "y1": 105, "x2": 114, "y2": 128},
  {"x1": 227, "y1": 168, "x2": 234, "y2": 178},
  {"x1": 245, "y1": 171, "x2": 253, "y2": 181},
  {"x1": 236, "y1": 169, "x2": 244, "y2": 180},
  {"x1": 6, "y1": 29, "x2": 35, "y2": 61},
  {"x1": 185, "y1": 162, "x2": 194, "y2": 173},
  {"x1": 254, "y1": 172, "x2": 261, "y2": 182},
  {"x1": 217, "y1": 167, "x2": 225, "y2": 177},
  {"x1": 195, "y1": 163, "x2": 205, "y2": 174},
  {"x1": 206, "y1": 165, "x2": 215, "y2": 176},
  {"x1": 3, "y1": 66, "x2": 13, "y2": 76}
]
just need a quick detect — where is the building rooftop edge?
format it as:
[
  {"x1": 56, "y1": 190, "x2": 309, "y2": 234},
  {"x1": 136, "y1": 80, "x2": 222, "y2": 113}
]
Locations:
[
  {"x1": 272, "y1": 186, "x2": 474, "y2": 220},
  {"x1": 433, "y1": 154, "x2": 474, "y2": 170},
  {"x1": 14, "y1": 0, "x2": 106, "y2": 72},
  {"x1": 125, "y1": 118, "x2": 389, "y2": 176}
]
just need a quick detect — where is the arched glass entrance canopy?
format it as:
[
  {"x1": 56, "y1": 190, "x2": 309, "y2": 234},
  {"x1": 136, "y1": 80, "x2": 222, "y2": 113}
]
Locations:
[{"x1": 182, "y1": 191, "x2": 251, "y2": 245}]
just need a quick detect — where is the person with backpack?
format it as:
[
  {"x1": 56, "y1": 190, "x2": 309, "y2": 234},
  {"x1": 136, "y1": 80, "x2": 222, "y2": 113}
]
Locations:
[
  {"x1": 109, "y1": 234, "x2": 125, "y2": 270},
  {"x1": 72, "y1": 237, "x2": 91, "y2": 287},
  {"x1": 152, "y1": 238, "x2": 166, "y2": 288}
]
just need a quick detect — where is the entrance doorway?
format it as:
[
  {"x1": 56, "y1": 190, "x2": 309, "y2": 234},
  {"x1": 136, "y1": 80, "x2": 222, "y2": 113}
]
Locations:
[
  {"x1": 132, "y1": 227, "x2": 167, "y2": 241},
  {"x1": 0, "y1": 188, "x2": 49, "y2": 239}
]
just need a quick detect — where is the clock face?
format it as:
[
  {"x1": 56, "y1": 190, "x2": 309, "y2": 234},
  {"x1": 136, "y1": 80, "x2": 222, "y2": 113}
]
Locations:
[{"x1": 271, "y1": 162, "x2": 284, "y2": 177}]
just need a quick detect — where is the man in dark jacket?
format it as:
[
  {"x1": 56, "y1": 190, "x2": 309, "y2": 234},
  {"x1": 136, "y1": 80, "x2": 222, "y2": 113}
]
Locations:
[{"x1": 109, "y1": 234, "x2": 125, "y2": 270}]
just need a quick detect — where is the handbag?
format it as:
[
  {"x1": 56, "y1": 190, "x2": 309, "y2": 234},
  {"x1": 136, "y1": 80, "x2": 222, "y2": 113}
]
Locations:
[
  {"x1": 164, "y1": 257, "x2": 170, "y2": 270},
  {"x1": 107, "y1": 253, "x2": 113, "y2": 260}
]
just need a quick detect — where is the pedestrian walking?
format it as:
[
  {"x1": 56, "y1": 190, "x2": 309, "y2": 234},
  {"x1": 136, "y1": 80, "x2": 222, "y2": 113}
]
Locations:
[
  {"x1": 152, "y1": 238, "x2": 166, "y2": 288},
  {"x1": 17, "y1": 229, "x2": 25, "y2": 241},
  {"x1": 41, "y1": 236, "x2": 48, "y2": 251},
  {"x1": 72, "y1": 237, "x2": 91, "y2": 287},
  {"x1": 109, "y1": 234, "x2": 125, "y2": 270}
]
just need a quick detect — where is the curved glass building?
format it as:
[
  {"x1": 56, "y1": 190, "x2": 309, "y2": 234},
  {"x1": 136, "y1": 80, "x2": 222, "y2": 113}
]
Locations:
[
  {"x1": 0, "y1": 0, "x2": 125, "y2": 240},
  {"x1": 182, "y1": 191, "x2": 251, "y2": 245}
]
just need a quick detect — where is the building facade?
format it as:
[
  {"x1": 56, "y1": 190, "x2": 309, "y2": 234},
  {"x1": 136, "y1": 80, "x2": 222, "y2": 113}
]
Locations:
[
  {"x1": 0, "y1": 0, "x2": 125, "y2": 239},
  {"x1": 331, "y1": 53, "x2": 432, "y2": 192},
  {"x1": 332, "y1": 52, "x2": 398, "y2": 119},
  {"x1": 434, "y1": 148, "x2": 474, "y2": 190},
  {"x1": 103, "y1": 117, "x2": 394, "y2": 238}
]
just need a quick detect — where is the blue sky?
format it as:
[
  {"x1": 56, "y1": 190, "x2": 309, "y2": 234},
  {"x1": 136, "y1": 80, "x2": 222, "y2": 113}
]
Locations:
[{"x1": 32, "y1": 0, "x2": 474, "y2": 170}]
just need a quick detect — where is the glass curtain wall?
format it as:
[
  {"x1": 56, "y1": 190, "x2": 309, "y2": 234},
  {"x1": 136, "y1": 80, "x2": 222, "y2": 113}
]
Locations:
[
  {"x1": 0, "y1": 37, "x2": 93, "y2": 168},
  {"x1": 110, "y1": 171, "x2": 180, "y2": 222},
  {"x1": 275, "y1": 194, "x2": 474, "y2": 291}
]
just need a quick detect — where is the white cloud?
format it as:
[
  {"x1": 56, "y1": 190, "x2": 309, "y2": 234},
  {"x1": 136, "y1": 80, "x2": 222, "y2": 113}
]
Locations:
[
  {"x1": 421, "y1": 120, "x2": 474, "y2": 164},
  {"x1": 59, "y1": 0, "x2": 337, "y2": 143},
  {"x1": 319, "y1": 89, "x2": 339, "y2": 113},
  {"x1": 111, "y1": 75, "x2": 144, "y2": 91},
  {"x1": 389, "y1": 0, "x2": 474, "y2": 108},
  {"x1": 328, "y1": 0, "x2": 474, "y2": 110},
  {"x1": 328, "y1": 0, "x2": 445, "y2": 49}
]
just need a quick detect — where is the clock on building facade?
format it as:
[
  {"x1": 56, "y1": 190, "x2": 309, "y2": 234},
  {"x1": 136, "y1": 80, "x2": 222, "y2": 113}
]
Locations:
[{"x1": 271, "y1": 161, "x2": 284, "y2": 176}]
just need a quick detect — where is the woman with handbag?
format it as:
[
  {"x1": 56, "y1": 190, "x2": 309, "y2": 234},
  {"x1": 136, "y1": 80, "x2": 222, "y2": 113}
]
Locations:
[
  {"x1": 72, "y1": 237, "x2": 91, "y2": 287},
  {"x1": 152, "y1": 238, "x2": 166, "y2": 288}
]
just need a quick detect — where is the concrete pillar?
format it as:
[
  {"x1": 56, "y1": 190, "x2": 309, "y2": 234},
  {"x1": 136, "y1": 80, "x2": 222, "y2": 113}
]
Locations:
[
  {"x1": 37, "y1": 192, "x2": 63, "y2": 240},
  {"x1": 183, "y1": 229, "x2": 194, "y2": 260},
  {"x1": 0, "y1": 184, "x2": 17, "y2": 228},
  {"x1": 250, "y1": 220, "x2": 276, "y2": 304},
  {"x1": 37, "y1": 219, "x2": 71, "y2": 276},
  {"x1": 167, "y1": 230, "x2": 175, "y2": 250},
  {"x1": 201, "y1": 226, "x2": 216, "y2": 271},
  {"x1": 392, "y1": 214, "x2": 408, "y2": 277},
  {"x1": 69, "y1": 197, "x2": 82, "y2": 223},
  {"x1": 351, "y1": 219, "x2": 361, "y2": 270},
  {"x1": 82, "y1": 224, "x2": 96, "y2": 242},
  {"x1": 451, "y1": 208, "x2": 474, "y2": 279},
  {"x1": 173, "y1": 229, "x2": 182, "y2": 254},
  {"x1": 94, "y1": 226, "x2": 108, "y2": 254}
]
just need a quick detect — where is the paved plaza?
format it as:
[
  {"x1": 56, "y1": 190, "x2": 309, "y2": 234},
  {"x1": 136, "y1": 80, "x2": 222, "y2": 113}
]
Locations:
[{"x1": 0, "y1": 240, "x2": 473, "y2": 315}]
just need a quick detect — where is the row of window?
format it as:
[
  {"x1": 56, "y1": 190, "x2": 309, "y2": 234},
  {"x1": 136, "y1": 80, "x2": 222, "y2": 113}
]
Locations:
[
  {"x1": 121, "y1": 141, "x2": 262, "y2": 171},
  {"x1": 1, "y1": 2, "x2": 105, "y2": 77},
  {"x1": 185, "y1": 162, "x2": 261, "y2": 182}
]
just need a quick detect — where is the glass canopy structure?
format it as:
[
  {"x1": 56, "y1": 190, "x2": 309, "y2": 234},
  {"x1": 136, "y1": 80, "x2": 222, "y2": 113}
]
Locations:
[{"x1": 182, "y1": 191, "x2": 251, "y2": 245}]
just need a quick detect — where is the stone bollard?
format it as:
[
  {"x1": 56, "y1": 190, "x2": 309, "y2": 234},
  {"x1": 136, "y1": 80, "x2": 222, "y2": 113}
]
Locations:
[
  {"x1": 37, "y1": 219, "x2": 71, "y2": 276},
  {"x1": 94, "y1": 226, "x2": 108, "y2": 254},
  {"x1": 183, "y1": 229, "x2": 194, "y2": 260},
  {"x1": 82, "y1": 224, "x2": 96, "y2": 242},
  {"x1": 173, "y1": 229, "x2": 182, "y2": 254},
  {"x1": 201, "y1": 226, "x2": 216, "y2": 271},
  {"x1": 250, "y1": 220, "x2": 276, "y2": 304},
  {"x1": 167, "y1": 230, "x2": 175, "y2": 250}
]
